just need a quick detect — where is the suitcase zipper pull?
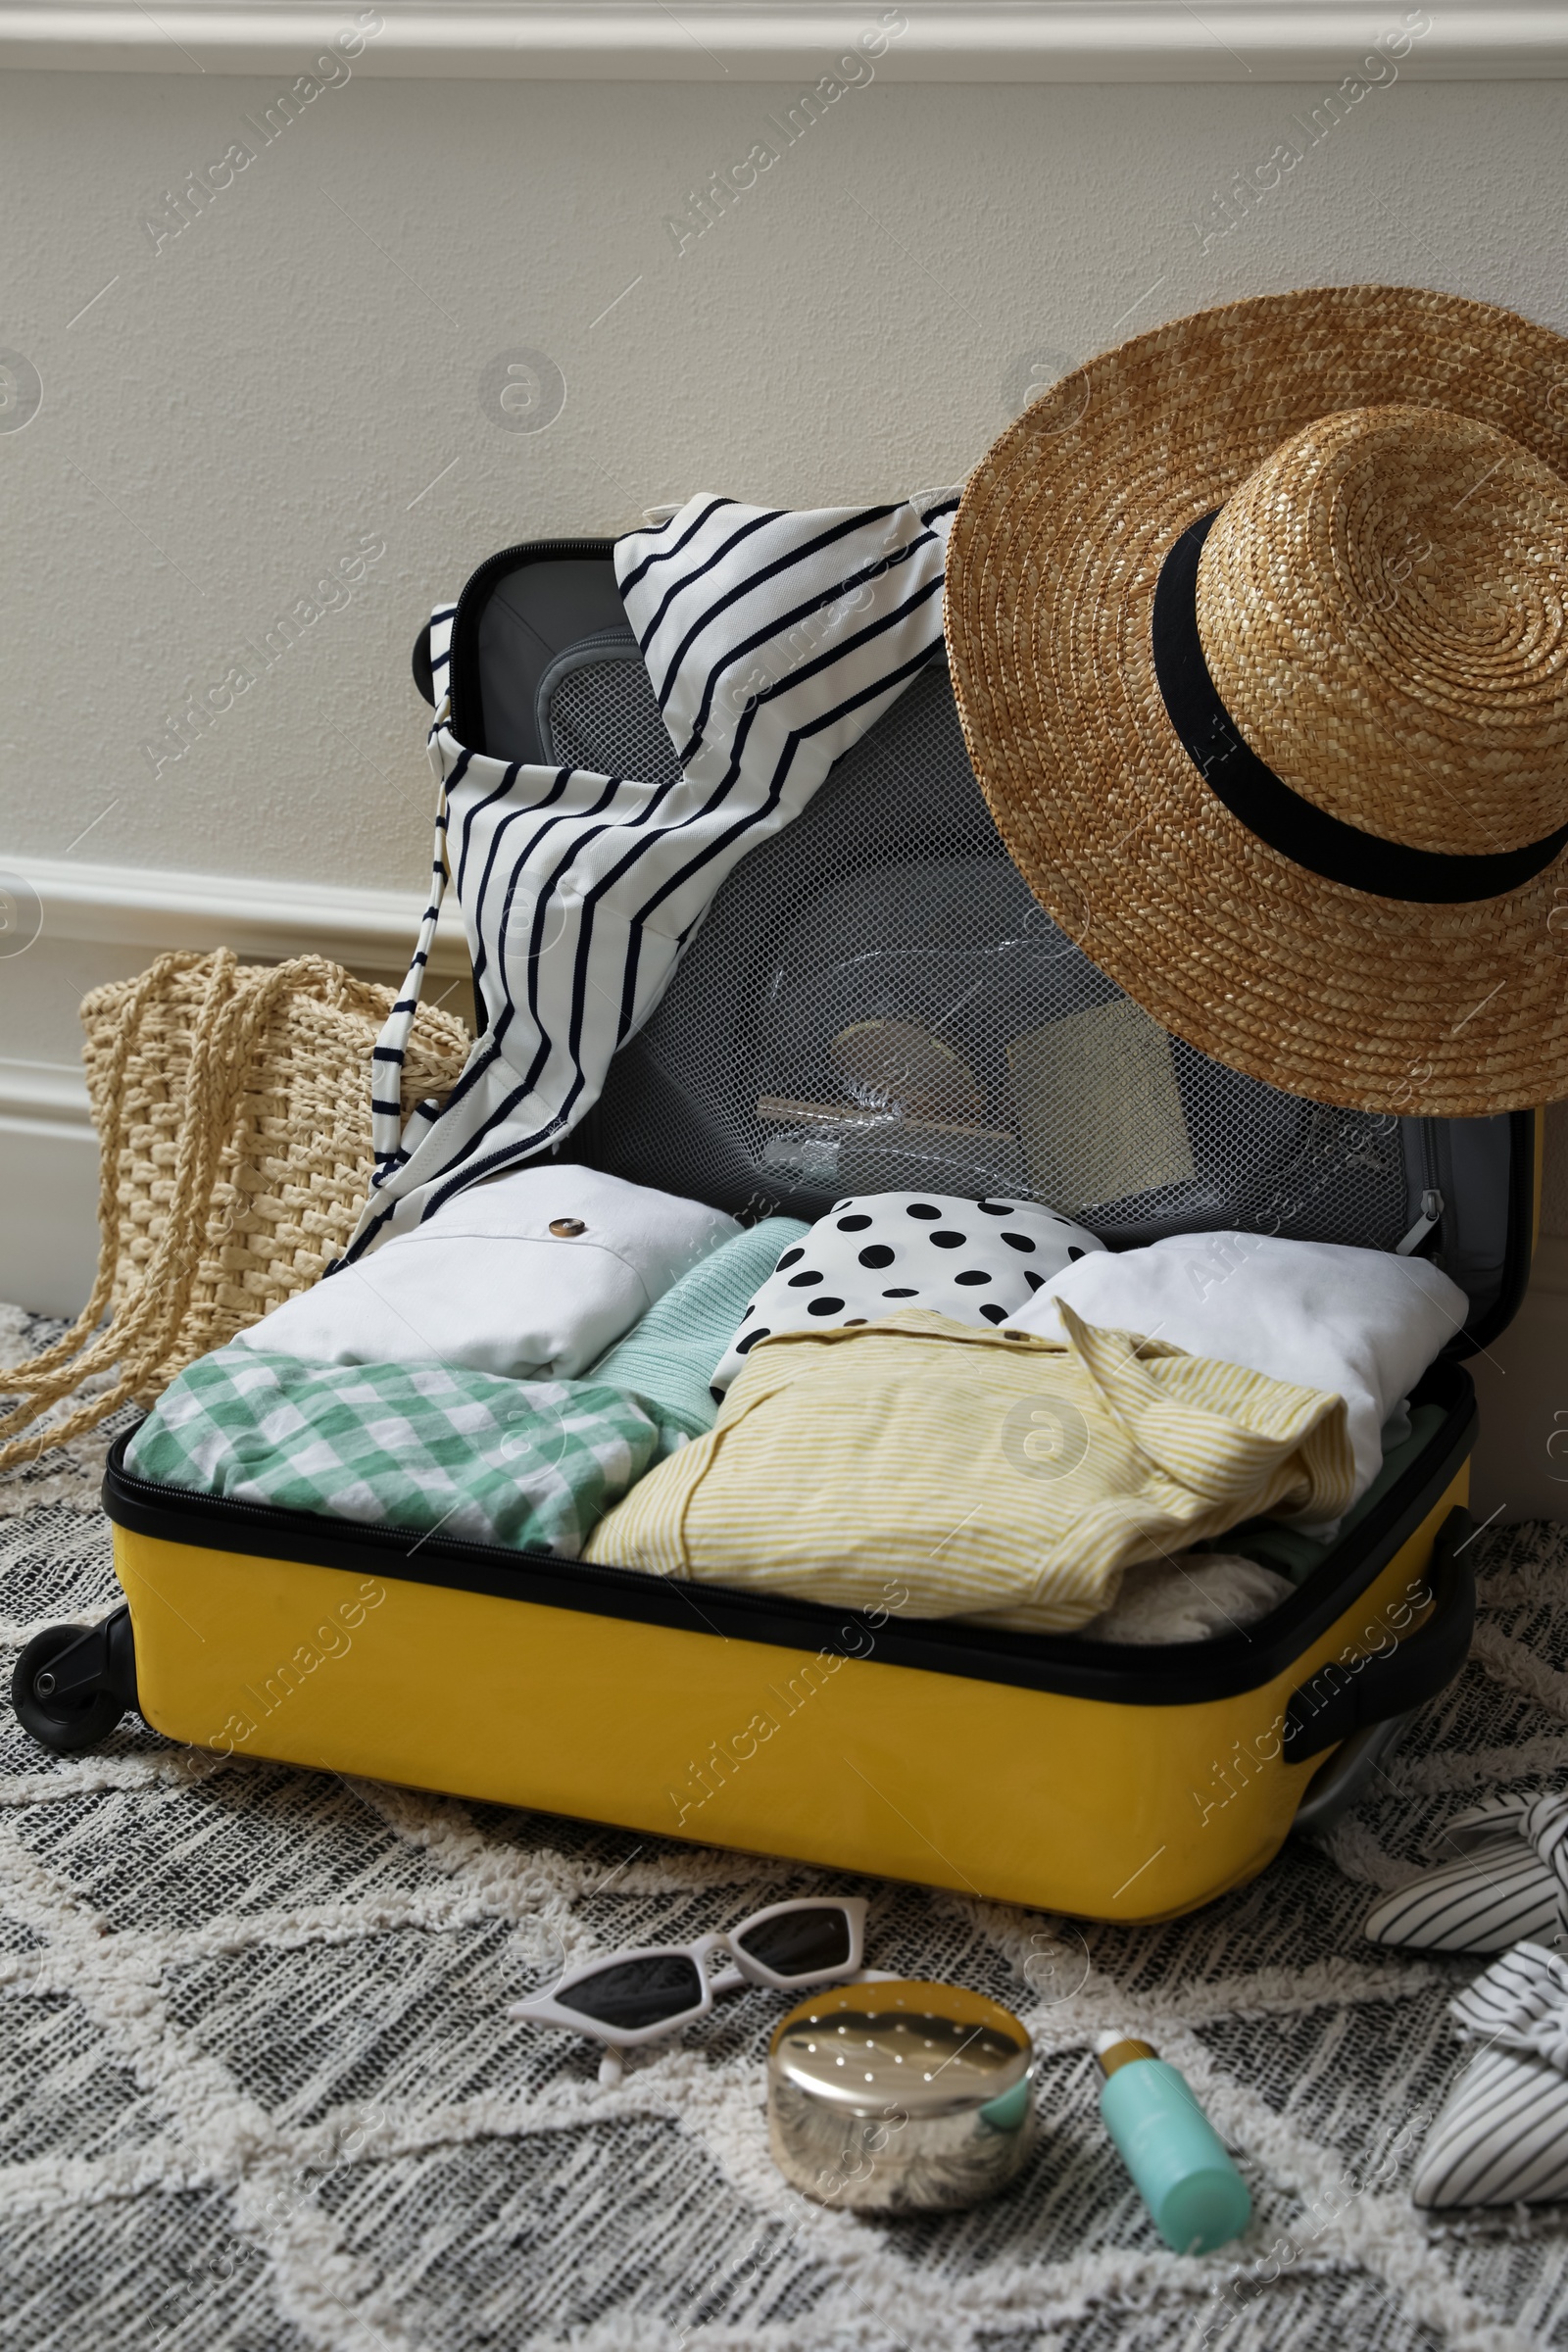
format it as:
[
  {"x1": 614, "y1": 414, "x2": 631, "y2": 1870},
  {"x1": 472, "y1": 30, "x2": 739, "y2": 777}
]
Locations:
[{"x1": 1396, "y1": 1189, "x2": 1445, "y2": 1255}]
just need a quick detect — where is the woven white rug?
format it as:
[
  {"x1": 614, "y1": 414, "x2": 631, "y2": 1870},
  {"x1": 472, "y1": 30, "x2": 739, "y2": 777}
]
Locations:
[{"x1": 2, "y1": 1302, "x2": 1566, "y2": 2352}]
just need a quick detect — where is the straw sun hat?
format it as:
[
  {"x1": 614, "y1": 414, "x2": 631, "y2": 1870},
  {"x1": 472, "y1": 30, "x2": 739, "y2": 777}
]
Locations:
[{"x1": 945, "y1": 285, "x2": 1568, "y2": 1116}]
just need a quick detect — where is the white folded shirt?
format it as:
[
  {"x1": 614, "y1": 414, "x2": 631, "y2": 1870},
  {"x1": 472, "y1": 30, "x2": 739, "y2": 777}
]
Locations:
[
  {"x1": 1008, "y1": 1231, "x2": 1466, "y2": 1525},
  {"x1": 231, "y1": 1164, "x2": 739, "y2": 1382}
]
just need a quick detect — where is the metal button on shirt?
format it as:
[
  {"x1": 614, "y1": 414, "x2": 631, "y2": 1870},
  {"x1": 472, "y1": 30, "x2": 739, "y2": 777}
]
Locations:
[{"x1": 767, "y1": 1979, "x2": 1035, "y2": 2211}]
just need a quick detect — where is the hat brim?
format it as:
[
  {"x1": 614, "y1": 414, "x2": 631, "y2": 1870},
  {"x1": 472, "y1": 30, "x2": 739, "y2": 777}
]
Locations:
[{"x1": 945, "y1": 285, "x2": 1568, "y2": 1115}]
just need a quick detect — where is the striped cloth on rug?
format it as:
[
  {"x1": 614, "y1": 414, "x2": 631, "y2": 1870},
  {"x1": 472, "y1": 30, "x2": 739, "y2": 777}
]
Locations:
[
  {"x1": 585, "y1": 1301, "x2": 1353, "y2": 1631},
  {"x1": 1363, "y1": 1788, "x2": 1568, "y2": 1954},
  {"x1": 1412, "y1": 1940, "x2": 1568, "y2": 2206},
  {"x1": 336, "y1": 488, "x2": 959, "y2": 1267}
]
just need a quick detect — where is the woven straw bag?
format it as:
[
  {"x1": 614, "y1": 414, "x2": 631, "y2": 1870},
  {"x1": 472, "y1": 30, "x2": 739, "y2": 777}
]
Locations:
[{"x1": 0, "y1": 949, "x2": 469, "y2": 1470}]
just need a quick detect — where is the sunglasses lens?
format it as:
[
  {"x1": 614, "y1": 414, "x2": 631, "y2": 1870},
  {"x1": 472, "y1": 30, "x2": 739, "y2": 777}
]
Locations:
[
  {"x1": 734, "y1": 1905, "x2": 853, "y2": 1980},
  {"x1": 553, "y1": 1953, "x2": 705, "y2": 2031}
]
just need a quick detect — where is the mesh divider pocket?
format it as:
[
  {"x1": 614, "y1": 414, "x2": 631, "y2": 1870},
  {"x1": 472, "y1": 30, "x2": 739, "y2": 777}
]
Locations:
[{"x1": 565, "y1": 655, "x2": 1411, "y2": 1250}]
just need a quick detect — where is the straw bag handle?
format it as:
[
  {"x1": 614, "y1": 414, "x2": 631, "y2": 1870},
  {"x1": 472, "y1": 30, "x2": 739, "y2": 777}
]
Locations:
[
  {"x1": 367, "y1": 773, "x2": 450, "y2": 1178},
  {"x1": 0, "y1": 950, "x2": 305, "y2": 1470}
]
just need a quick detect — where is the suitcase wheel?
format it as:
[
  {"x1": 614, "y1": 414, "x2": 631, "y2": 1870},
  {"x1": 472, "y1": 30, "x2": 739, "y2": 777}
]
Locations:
[{"x1": 11, "y1": 1606, "x2": 137, "y2": 1755}]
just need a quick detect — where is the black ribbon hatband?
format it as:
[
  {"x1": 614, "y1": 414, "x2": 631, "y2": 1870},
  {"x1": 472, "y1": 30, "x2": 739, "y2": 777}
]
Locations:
[{"x1": 1151, "y1": 511, "x2": 1568, "y2": 904}]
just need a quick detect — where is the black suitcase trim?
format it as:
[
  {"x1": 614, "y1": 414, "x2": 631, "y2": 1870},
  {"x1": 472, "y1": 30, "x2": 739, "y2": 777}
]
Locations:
[
  {"x1": 1460, "y1": 1105, "x2": 1537, "y2": 1353},
  {"x1": 448, "y1": 535, "x2": 617, "y2": 756},
  {"x1": 102, "y1": 1357, "x2": 1473, "y2": 1709}
]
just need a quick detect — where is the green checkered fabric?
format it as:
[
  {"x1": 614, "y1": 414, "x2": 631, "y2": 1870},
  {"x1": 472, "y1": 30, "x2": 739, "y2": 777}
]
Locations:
[{"x1": 124, "y1": 1348, "x2": 683, "y2": 1557}]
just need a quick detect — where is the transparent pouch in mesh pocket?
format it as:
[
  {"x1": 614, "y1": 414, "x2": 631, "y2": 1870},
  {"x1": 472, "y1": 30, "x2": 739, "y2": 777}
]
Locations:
[{"x1": 579, "y1": 654, "x2": 1413, "y2": 1251}]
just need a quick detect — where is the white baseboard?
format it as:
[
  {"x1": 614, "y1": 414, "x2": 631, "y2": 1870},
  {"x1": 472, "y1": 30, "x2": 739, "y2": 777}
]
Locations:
[
  {"x1": 0, "y1": 5, "x2": 1561, "y2": 82},
  {"x1": 0, "y1": 1106, "x2": 99, "y2": 1319},
  {"x1": 0, "y1": 1057, "x2": 92, "y2": 1126},
  {"x1": 17, "y1": 852, "x2": 468, "y2": 978}
]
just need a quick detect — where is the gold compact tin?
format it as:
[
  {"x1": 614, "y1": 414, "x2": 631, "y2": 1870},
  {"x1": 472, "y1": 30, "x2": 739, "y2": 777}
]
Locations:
[{"x1": 767, "y1": 1979, "x2": 1035, "y2": 2213}]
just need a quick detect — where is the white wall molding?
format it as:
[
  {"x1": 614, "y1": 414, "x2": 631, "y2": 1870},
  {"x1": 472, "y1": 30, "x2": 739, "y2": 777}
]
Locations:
[
  {"x1": 2, "y1": 5, "x2": 1566, "y2": 83},
  {"x1": 0, "y1": 1058, "x2": 92, "y2": 1130},
  {"x1": 0, "y1": 1062, "x2": 99, "y2": 1319},
  {"x1": 12, "y1": 853, "x2": 467, "y2": 979}
]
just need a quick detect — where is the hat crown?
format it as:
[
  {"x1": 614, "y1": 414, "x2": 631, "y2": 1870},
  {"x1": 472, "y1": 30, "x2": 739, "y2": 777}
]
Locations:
[{"x1": 1195, "y1": 406, "x2": 1568, "y2": 857}]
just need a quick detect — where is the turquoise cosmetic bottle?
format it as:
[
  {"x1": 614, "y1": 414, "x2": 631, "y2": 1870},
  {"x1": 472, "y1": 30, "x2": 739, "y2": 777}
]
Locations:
[{"x1": 1095, "y1": 2032, "x2": 1251, "y2": 2253}]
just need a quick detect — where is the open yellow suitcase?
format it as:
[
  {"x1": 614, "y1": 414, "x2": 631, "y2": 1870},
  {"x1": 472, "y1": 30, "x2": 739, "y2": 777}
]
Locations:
[{"x1": 19, "y1": 540, "x2": 1541, "y2": 1924}]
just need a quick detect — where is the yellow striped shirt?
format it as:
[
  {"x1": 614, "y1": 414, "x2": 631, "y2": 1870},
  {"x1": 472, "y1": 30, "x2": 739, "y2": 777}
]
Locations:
[{"x1": 585, "y1": 1303, "x2": 1353, "y2": 1631}]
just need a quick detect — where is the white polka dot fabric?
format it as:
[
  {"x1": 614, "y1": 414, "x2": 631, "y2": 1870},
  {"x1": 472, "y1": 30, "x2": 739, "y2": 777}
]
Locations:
[{"x1": 709, "y1": 1191, "x2": 1105, "y2": 1397}]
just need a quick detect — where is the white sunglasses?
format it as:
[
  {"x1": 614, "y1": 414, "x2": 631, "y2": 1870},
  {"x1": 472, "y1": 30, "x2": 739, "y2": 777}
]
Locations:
[{"x1": 511, "y1": 1895, "x2": 879, "y2": 2085}]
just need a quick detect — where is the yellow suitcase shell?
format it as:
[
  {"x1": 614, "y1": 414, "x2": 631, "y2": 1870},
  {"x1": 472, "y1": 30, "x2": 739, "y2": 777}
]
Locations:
[{"x1": 101, "y1": 1374, "x2": 1476, "y2": 1924}]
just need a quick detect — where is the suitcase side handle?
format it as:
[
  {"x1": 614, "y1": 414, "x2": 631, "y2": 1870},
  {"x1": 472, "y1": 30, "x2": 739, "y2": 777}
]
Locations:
[{"x1": 1281, "y1": 1506, "x2": 1477, "y2": 1766}]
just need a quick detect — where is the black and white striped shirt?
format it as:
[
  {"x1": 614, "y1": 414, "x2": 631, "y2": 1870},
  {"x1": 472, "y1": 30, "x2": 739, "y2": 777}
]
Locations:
[{"x1": 335, "y1": 486, "x2": 959, "y2": 1266}]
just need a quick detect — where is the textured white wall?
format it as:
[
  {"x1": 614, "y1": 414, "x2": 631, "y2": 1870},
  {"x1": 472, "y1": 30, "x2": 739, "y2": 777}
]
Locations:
[
  {"x1": 1, "y1": 58, "x2": 1566, "y2": 1507},
  {"x1": 3, "y1": 68, "x2": 1568, "y2": 895}
]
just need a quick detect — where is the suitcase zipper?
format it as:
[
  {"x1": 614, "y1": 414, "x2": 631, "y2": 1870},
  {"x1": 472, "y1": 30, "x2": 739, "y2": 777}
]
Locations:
[
  {"x1": 450, "y1": 536, "x2": 619, "y2": 647},
  {"x1": 1396, "y1": 1117, "x2": 1446, "y2": 1255},
  {"x1": 1396, "y1": 1187, "x2": 1445, "y2": 1255}
]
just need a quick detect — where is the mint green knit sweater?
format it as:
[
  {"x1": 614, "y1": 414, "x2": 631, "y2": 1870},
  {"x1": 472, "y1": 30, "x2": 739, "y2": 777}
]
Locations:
[{"x1": 592, "y1": 1216, "x2": 809, "y2": 1442}]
